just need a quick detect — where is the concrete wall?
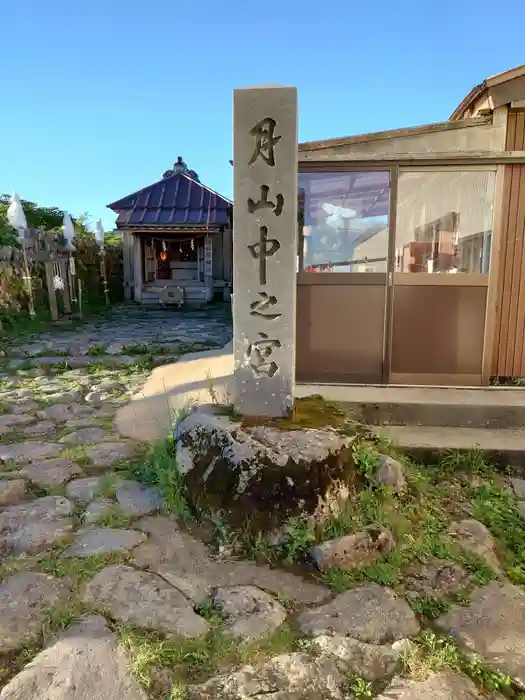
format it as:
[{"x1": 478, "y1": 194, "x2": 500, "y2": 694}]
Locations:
[{"x1": 299, "y1": 118, "x2": 507, "y2": 162}]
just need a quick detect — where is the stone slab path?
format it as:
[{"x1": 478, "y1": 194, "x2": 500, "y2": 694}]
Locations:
[{"x1": 1, "y1": 305, "x2": 525, "y2": 699}]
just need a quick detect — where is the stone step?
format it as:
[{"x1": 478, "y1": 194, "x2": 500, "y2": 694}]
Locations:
[
  {"x1": 139, "y1": 296, "x2": 164, "y2": 306},
  {"x1": 371, "y1": 424, "x2": 525, "y2": 467},
  {"x1": 140, "y1": 286, "x2": 210, "y2": 305},
  {"x1": 296, "y1": 385, "x2": 525, "y2": 429},
  {"x1": 139, "y1": 297, "x2": 208, "y2": 308},
  {"x1": 143, "y1": 281, "x2": 205, "y2": 291}
]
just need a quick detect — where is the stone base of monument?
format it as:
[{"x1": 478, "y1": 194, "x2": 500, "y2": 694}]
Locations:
[{"x1": 174, "y1": 403, "x2": 361, "y2": 533}]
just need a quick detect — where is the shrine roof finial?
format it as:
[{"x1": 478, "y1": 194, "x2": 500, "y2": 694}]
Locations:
[{"x1": 162, "y1": 157, "x2": 200, "y2": 182}]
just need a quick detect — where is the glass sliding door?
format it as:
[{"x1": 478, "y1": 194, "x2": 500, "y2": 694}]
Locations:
[
  {"x1": 296, "y1": 169, "x2": 391, "y2": 383},
  {"x1": 390, "y1": 168, "x2": 496, "y2": 385},
  {"x1": 299, "y1": 170, "x2": 390, "y2": 272}
]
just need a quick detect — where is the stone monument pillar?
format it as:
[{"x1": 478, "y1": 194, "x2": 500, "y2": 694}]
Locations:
[{"x1": 233, "y1": 85, "x2": 298, "y2": 417}]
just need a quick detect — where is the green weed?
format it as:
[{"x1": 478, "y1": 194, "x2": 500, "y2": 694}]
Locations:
[
  {"x1": 38, "y1": 551, "x2": 130, "y2": 592},
  {"x1": 194, "y1": 599, "x2": 222, "y2": 627},
  {"x1": 124, "y1": 344, "x2": 150, "y2": 355},
  {"x1": 238, "y1": 624, "x2": 301, "y2": 666},
  {"x1": 0, "y1": 556, "x2": 32, "y2": 580},
  {"x1": 439, "y1": 448, "x2": 489, "y2": 477},
  {"x1": 275, "y1": 516, "x2": 316, "y2": 564},
  {"x1": 466, "y1": 652, "x2": 513, "y2": 693},
  {"x1": 205, "y1": 369, "x2": 220, "y2": 405},
  {"x1": 117, "y1": 625, "x2": 240, "y2": 689},
  {"x1": 402, "y1": 631, "x2": 513, "y2": 693},
  {"x1": 96, "y1": 472, "x2": 120, "y2": 499},
  {"x1": 96, "y1": 505, "x2": 134, "y2": 529},
  {"x1": 127, "y1": 437, "x2": 192, "y2": 522},
  {"x1": 87, "y1": 345, "x2": 107, "y2": 357},
  {"x1": 352, "y1": 442, "x2": 380, "y2": 484},
  {"x1": 0, "y1": 639, "x2": 41, "y2": 687},
  {"x1": 345, "y1": 675, "x2": 373, "y2": 699},
  {"x1": 245, "y1": 531, "x2": 272, "y2": 561},
  {"x1": 168, "y1": 681, "x2": 188, "y2": 700},
  {"x1": 42, "y1": 600, "x2": 85, "y2": 637},
  {"x1": 450, "y1": 589, "x2": 471, "y2": 605},
  {"x1": 118, "y1": 622, "x2": 300, "y2": 693},
  {"x1": 407, "y1": 595, "x2": 450, "y2": 619},
  {"x1": 59, "y1": 444, "x2": 89, "y2": 466},
  {"x1": 318, "y1": 568, "x2": 353, "y2": 593},
  {"x1": 401, "y1": 632, "x2": 461, "y2": 681},
  {"x1": 0, "y1": 429, "x2": 26, "y2": 445},
  {"x1": 469, "y1": 483, "x2": 525, "y2": 574}
]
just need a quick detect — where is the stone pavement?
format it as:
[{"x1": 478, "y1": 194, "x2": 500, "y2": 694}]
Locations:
[
  {"x1": 1, "y1": 305, "x2": 525, "y2": 699},
  {"x1": 2, "y1": 304, "x2": 231, "y2": 367}
]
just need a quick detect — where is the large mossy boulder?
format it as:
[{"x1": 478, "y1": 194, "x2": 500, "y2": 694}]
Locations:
[{"x1": 174, "y1": 407, "x2": 358, "y2": 531}]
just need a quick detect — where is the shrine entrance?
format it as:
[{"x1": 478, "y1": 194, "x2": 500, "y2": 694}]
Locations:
[{"x1": 148, "y1": 238, "x2": 199, "y2": 283}]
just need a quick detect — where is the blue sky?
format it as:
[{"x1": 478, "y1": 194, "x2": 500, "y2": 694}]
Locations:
[{"x1": 2, "y1": 0, "x2": 524, "y2": 231}]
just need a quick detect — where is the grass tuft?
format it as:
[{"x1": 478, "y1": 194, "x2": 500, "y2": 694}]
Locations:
[
  {"x1": 38, "y1": 551, "x2": 130, "y2": 592},
  {"x1": 469, "y1": 482, "x2": 525, "y2": 582},
  {"x1": 168, "y1": 681, "x2": 188, "y2": 700},
  {"x1": 118, "y1": 622, "x2": 301, "y2": 693},
  {"x1": 439, "y1": 448, "x2": 489, "y2": 477},
  {"x1": 402, "y1": 631, "x2": 513, "y2": 694},
  {"x1": 96, "y1": 504, "x2": 134, "y2": 529},
  {"x1": 352, "y1": 442, "x2": 380, "y2": 484},
  {"x1": 86, "y1": 345, "x2": 107, "y2": 357},
  {"x1": 345, "y1": 674, "x2": 373, "y2": 699},
  {"x1": 407, "y1": 595, "x2": 450, "y2": 619},
  {"x1": 0, "y1": 640, "x2": 41, "y2": 687},
  {"x1": 126, "y1": 437, "x2": 193, "y2": 522},
  {"x1": 96, "y1": 472, "x2": 120, "y2": 499},
  {"x1": 0, "y1": 430, "x2": 27, "y2": 445}
]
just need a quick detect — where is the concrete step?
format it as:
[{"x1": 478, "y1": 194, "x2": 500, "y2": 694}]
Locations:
[
  {"x1": 370, "y1": 424, "x2": 525, "y2": 467},
  {"x1": 296, "y1": 385, "x2": 525, "y2": 430}
]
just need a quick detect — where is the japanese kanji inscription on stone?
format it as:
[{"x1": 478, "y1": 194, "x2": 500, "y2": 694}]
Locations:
[{"x1": 233, "y1": 85, "x2": 298, "y2": 417}]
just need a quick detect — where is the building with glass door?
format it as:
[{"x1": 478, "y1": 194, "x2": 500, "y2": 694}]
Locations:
[{"x1": 296, "y1": 64, "x2": 525, "y2": 386}]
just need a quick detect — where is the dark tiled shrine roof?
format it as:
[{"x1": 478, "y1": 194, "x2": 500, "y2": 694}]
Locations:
[{"x1": 108, "y1": 173, "x2": 232, "y2": 229}]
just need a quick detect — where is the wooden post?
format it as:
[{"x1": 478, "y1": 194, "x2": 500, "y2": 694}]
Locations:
[
  {"x1": 21, "y1": 243, "x2": 36, "y2": 317},
  {"x1": 122, "y1": 231, "x2": 133, "y2": 300},
  {"x1": 132, "y1": 235, "x2": 142, "y2": 302},
  {"x1": 59, "y1": 259, "x2": 71, "y2": 315},
  {"x1": 100, "y1": 249, "x2": 110, "y2": 305},
  {"x1": 78, "y1": 279, "x2": 83, "y2": 318},
  {"x1": 69, "y1": 256, "x2": 77, "y2": 304},
  {"x1": 44, "y1": 261, "x2": 59, "y2": 321}
]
